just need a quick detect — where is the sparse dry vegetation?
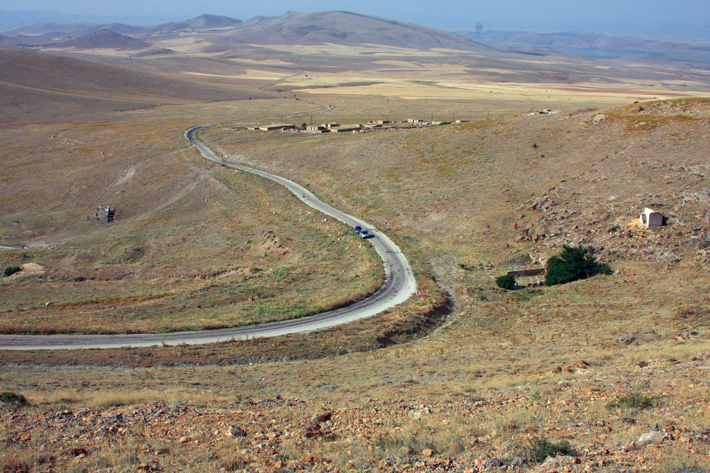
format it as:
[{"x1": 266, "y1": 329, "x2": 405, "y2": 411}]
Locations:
[{"x1": 1, "y1": 28, "x2": 710, "y2": 471}]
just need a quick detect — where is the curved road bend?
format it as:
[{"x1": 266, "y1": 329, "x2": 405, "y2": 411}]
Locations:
[{"x1": 0, "y1": 127, "x2": 416, "y2": 350}]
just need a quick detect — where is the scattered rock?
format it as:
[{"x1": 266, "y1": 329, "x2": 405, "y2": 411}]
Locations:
[
  {"x1": 303, "y1": 423, "x2": 321, "y2": 438},
  {"x1": 616, "y1": 332, "x2": 638, "y2": 345},
  {"x1": 475, "y1": 454, "x2": 500, "y2": 469},
  {"x1": 311, "y1": 411, "x2": 332, "y2": 423},
  {"x1": 226, "y1": 426, "x2": 247, "y2": 438},
  {"x1": 300, "y1": 454, "x2": 316, "y2": 463},
  {"x1": 398, "y1": 446, "x2": 414, "y2": 456},
  {"x1": 637, "y1": 431, "x2": 663, "y2": 446}
]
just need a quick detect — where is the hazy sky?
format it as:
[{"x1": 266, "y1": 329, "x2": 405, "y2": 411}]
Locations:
[{"x1": 2, "y1": 0, "x2": 708, "y2": 37}]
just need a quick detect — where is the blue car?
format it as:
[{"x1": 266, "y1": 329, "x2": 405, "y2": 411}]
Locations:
[{"x1": 354, "y1": 225, "x2": 362, "y2": 234}]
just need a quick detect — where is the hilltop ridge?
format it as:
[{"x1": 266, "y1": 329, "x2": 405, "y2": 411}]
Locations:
[
  {"x1": 46, "y1": 29, "x2": 150, "y2": 50},
  {"x1": 215, "y1": 11, "x2": 488, "y2": 51},
  {"x1": 149, "y1": 14, "x2": 242, "y2": 33}
]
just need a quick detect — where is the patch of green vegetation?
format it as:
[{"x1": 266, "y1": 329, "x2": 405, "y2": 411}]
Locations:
[
  {"x1": 608, "y1": 393, "x2": 658, "y2": 410},
  {"x1": 598, "y1": 264, "x2": 613, "y2": 276},
  {"x1": 0, "y1": 391, "x2": 29, "y2": 405},
  {"x1": 545, "y1": 245, "x2": 600, "y2": 286},
  {"x1": 526, "y1": 438, "x2": 577, "y2": 463},
  {"x1": 3, "y1": 266, "x2": 21, "y2": 278},
  {"x1": 514, "y1": 288, "x2": 544, "y2": 302},
  {"x1": 496, "y1": 274, "x2": 516, "y2": 290}
]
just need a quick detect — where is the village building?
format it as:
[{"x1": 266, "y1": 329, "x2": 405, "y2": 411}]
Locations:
[
  {"x1": 258, "y1": 124, "x2": 296, "y2": 132},
  {"x1": 336, "y1": 125, "x2": 363, "y2": 133},
  {"x1": 305, "y1": 125, "x2": 330, "y2": 133}
]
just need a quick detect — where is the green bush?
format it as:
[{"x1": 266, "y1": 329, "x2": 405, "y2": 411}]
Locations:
[
  {"x1": 526, "y1": 438, "x2": 576, "y2": 463},
  {"x1": 496, "y1": 274, "x2": 516, "y2": 290},
  {"x1": 0, "y1": 392, "x2": 29, "y2": 406},
  {"x1": 3, "y1": 266, "x2": 21, "y2": 278},
  {"x1": 545, "y1": 246, "x2": 598, "y2": 286}
]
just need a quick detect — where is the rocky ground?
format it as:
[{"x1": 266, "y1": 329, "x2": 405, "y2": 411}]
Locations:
[{"x1": 2, "y1": 346, "x2": 709, "y2": 472}]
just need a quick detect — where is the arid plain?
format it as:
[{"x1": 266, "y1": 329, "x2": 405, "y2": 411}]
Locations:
[{"x1": 1, "y1": 13, "x2": 710, "y2": 472}]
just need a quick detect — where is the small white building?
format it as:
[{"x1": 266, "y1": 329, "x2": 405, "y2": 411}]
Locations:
[{"x1": 640, "y1": 208, "x2": 664, "y2": 227}]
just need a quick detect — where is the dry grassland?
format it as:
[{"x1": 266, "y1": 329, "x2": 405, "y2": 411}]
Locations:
[
  {"x1": 0, "y1": 102, "x2": 389, "y2": 334},
  {"x1": 1, "y1": 43, "x2": 710, "y2": 471},
  {"x1": 0, "y1": 273, "x2": 707, "y2": 471}
]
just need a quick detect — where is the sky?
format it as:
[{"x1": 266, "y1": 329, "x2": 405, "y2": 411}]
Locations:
[{"x1": 1, "y1": 0, "x2": 709, "y2": 38}]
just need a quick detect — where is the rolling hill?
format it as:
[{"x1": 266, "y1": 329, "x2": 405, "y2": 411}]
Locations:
[
  {"x1": 0, "y1": 49, "x2": 275, "y2": 125},
  {"x1": 0, "y1": 32, "x2": 58, "y2": 47},
  {"x1": 0, "y1": 37, "x2": 22, "y2": 50},
  {"x1": 5, "y1": 22, "x2": 144, "y2": 37},
  {"x1": 149, "y1": 14, "x2": 241, "y2": 33},
  {"x1": 47, "y1": 29, "x2": 150, "y2": 50},
  {"x1": 211, "y1": 11, "x2": 489, "y2": 51}
]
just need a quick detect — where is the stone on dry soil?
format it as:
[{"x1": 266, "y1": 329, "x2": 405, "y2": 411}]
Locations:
[
  {"x1": 227, "y1": 426, "x2": 247, "y2": 437},
  {"x1": 311, "y1": 411, "x2": 332, "y2": 423},
  {"x1": 637, "y1": 431, "x2": 663, "y2": 446},
  {"x1": 475, "y1": 454, "x2": 500, "y2": 468}
]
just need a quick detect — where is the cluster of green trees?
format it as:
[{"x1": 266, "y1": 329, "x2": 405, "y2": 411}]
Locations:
[
  {"x1": 545, "y1": 245, "x2": 611, "y2": 285},
  {"x1": 3, "y1": 266, "x2": 21, "y2": 278},
  {"x1": 496, "y1": 245, "x2": 612, "y2": 290}
]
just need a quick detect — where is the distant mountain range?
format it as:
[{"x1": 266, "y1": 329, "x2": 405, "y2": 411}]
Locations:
[
  {"x1": 3, "y1": 14, "x2": 241, "y2": 37},
  {"x1": 0, "y1": 10, "x2": 173, "y2": 31},
  {"x1": 0, "y1": 12, "x2": 489, "y2": 53},
  {"x1": 459, "y1": 30, "x2": 710, "y2": 63},
  {"x1": 1, "y1": 11, "x2": 709, "y2": 63}
]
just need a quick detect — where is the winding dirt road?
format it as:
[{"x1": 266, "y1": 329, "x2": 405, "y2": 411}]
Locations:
[{"x1": 0, "y1": 127, "x2": 416, "y2": 350}]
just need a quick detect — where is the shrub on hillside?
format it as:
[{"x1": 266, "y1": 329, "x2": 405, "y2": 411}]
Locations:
[
  {"x1": 0, "y1": 392, "x2": 29, "y2": 406},
  {"x1": 496, "y1": 274, "x2": 516, "y2": 290},
  {"x1": 545, "y1": 245, "x2": 601, "y2": 286},
  {"x1": 526, "y1": 437, "x2": 576, "y2": 463},
  {"x1": 3, "y1": 266, "x2": 21, "y2": 278},
  {"x1": 599, "y1": 264, "x2": 613, "y2": 276}
]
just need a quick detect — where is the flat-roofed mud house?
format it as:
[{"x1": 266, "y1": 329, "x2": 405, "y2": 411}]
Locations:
[{"x1": 258, "y1": 124, "x2": 296, "y2": 132}]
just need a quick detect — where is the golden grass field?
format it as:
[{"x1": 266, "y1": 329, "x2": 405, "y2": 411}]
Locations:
[{"x1": 1, "y1": 39, "x2": 709, "y2": 471}]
